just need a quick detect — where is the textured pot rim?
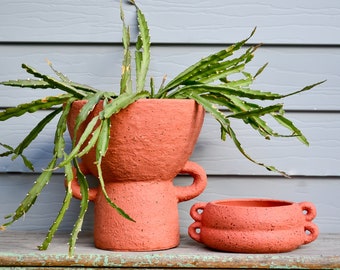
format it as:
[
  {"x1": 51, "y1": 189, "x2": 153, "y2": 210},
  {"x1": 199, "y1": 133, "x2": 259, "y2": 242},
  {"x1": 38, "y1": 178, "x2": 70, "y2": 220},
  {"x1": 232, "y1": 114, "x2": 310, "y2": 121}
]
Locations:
[{"x1": 208, "y1": 198, "x2": 294, "y2": 208}]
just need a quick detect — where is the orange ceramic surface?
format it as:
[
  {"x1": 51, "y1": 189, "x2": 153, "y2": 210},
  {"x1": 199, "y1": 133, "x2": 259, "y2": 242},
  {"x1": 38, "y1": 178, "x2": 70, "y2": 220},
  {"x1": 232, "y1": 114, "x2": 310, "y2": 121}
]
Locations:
[
  {"x1": 67, "y1": 99, "x2": 207, "y2": 251},
  {"x1": 188, "y1": 198, "x2": 319, "y2": 253}
]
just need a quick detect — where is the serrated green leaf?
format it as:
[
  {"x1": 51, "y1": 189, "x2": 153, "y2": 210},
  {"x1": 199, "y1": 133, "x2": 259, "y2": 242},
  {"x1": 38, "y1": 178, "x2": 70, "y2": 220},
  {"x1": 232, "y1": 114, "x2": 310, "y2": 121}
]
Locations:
[
  {"x1": 0, "y1": 94, "x2": 72, "y2": 121},
  {"x1": 47, "y1": 60, "x2": 71, "y2": 83},
  {"x1": 53, "y1": 99, "x2": 76, "y2": 159},
  {"x1": 226, "y1": 125, "x2": 290, "y2": 177},
  {"x1": 254, "y1": 62, "x2": 268, "y2": 79},
  {"x1": 226, "y1": 95, "x2": 282, "y2": 138},
  {"x1": 0, "y1": 143, "x2": 34, "y2": 171},
  {"x1": 134, "y1": 5, "x2": 151, "y2": 93},
  {"x1": 188, "y1": 93, "x2": 231, "y2": 137},
  {"x1": 72, "y1": 92, "x2": 106, "y2": 145},
  {"x1": 158, "y1": 28, "x2": 257, "y2": 95},
  {"x1": 0, "y1": 143, "x2": 14, "y2": 157},
  {"x1": 1, "y1": 65, "x2": 101, "y2": 95},
  {"x1": 12, "y1": 107, "x2": 62, "y2": 161},
  {"x1": 283, "y1": 80, "x2": 327, "y2": 98},
  {"x1": 96, "y1": 118, "x2": 110, "y2": 160},
  {"x1": 2, "y1": 157, "x2": 57, "y2": 227},
  {"x1": 38, "y1": 157, "x2": 73, "y2": 252},
  {"x1": 158, "y1": 48, "x2": 235, "y2": 94},
  {"x1": 21, "y1": 154, "x2": 35, "y2": 171},
  {"x1": 187, "y1": 47, "x2": 255, "y2": 85},
  {"x1": 68, "y1": 161, "x2": 89, "y2": 257},
  {"x1": 101, "y1": 91, "x2": 150, "y2": 119},
  {"x1": 96, "y1": 156, "x2": 135, "y2": 222},
  {"x1": 272, "y1": 114, "x2": 309, "y2": 145},
  {"x1": 69, "y1": 81, "x2": 102, "y2": 94},
  {"x1": 57, "y1": 115, "x2": 100, "y2": 168},
  {"x1": 77, "y1": 124, "x2": 101, "y2": 158},
  {"x1": 227, "y1": 104, "x2": 283, "y2": 119},
  {"x1": 22, "y1": 64, "x2": 85, "y2": 98},
  {"x1": 170, "y1": 84, "x2": 283, "y2": 100},
  {"x1": 0, "y1": 79, "x2": 52, "y2": 89},
  {"x1": 120, "y1": 0, "x2": 132, "y2": 94}
]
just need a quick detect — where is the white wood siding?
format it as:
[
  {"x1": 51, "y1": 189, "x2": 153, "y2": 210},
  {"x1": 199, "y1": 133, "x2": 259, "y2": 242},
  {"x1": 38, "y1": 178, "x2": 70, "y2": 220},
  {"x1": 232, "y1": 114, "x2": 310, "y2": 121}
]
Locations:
[
  {"x1": 0, "y1": 0, "x2": 339, "y2": 235},
  {"x1": 1, "y1": 0, "x2": 340, "y2": 44}
]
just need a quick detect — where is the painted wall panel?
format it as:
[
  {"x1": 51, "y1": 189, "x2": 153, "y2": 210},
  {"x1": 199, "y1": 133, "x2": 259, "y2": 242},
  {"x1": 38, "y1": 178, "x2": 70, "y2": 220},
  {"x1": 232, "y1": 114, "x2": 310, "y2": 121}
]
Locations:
[
  {"x1": 0, "y1": 45, "x2": 335, "y2": 110},
  {"x1": 1, "y1": 174, "x2": 339, "y2": 234},
  {"x1": 1, "y1": 111, "x2": 339, "y2": 176},
  {"x1": 1, "y1": 0, "x2": 340, "y2": 44},
  {"x1": 0, "y1": 0, "x2": 339, "y2": 233}
]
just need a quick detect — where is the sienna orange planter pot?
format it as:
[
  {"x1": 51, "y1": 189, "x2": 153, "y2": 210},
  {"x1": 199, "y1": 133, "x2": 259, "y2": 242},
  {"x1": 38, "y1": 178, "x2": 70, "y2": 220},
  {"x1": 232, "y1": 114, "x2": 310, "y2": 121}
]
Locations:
[
  {"x1": 67, "y1": 99, "x2": 207, "y2": 251},
  {"x1": 188, "y1": 198, "x2": 319, "y2": 253}
]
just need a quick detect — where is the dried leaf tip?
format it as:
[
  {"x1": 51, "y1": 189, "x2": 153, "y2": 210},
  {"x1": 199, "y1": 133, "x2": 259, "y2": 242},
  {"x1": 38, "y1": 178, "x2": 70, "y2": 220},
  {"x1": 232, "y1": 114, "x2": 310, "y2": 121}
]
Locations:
[
  {"x1": 121, "y1": 65, "x2": 130, "y2": 74},
  {"x1": 45, "y1": 58, "x2": 52, "y2": 66}
]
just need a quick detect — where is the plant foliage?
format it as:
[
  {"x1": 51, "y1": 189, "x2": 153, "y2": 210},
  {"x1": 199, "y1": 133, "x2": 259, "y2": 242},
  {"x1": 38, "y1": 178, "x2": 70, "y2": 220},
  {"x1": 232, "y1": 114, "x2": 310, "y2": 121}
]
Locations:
[{"x1": 0, "y1": 0, "x2": 324, "y2": 255}]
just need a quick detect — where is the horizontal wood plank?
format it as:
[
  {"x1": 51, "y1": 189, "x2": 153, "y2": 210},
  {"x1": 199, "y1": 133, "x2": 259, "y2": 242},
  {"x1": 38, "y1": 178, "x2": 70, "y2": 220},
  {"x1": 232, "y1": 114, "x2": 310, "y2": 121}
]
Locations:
[
  {"x1": 1, "y1": 0, "x2": 340, "y2": 45},
  {"x1": 0, "y1": 232, "x2": 340, "y2": 269},
  {"x1": 0, "y1": 232, "x2": 339, "y2": 269},
  {"x1": 0, "y1": 45, "x2": 335, "y2": 110}
]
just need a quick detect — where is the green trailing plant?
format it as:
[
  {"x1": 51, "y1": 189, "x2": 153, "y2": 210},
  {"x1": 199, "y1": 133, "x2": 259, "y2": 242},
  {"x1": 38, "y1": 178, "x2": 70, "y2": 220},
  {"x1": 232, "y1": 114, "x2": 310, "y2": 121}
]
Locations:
[{"x1": 0, "y1": 1, "x2": 324, "y2": 256}]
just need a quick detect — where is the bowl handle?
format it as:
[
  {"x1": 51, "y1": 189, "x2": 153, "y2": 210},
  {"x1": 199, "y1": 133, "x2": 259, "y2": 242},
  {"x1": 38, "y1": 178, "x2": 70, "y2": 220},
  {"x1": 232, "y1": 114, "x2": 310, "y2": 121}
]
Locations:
[
  {"x1": 190, "y1": 202, "x2": 207, "y2": 221},
  {"x1": 303, "y1": 222, "x2": 319, "y2": 244},
  {"x1": 188, "y1": 221, "x2": 202, "y2": 243},
  {"x1": 299, "y1": 201, "x2": 317, "y2": 221}
]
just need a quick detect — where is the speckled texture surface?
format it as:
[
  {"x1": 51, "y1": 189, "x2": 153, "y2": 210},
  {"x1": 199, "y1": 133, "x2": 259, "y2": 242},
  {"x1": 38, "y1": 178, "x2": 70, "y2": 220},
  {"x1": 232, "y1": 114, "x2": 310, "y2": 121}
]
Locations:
[
  {"x1": 67, "y1": 99, "x2": 207, "y2": 251},
  {"x1": 189, "y1": 199, "x2": 318, "y2": 253},
  {"x1": 67, "y1": 99, "x2": 205, "y2": 182}
]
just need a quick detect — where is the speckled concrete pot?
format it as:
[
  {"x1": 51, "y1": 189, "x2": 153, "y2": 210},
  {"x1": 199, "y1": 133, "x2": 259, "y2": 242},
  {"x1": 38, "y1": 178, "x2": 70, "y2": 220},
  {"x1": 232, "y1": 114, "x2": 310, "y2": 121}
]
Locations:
[
  {"x1": 67, "y1": 99, "x2": 207, "y2": 251},
  {"x1": 188, "y1": 198, "x2": 319, "y2": 253}
]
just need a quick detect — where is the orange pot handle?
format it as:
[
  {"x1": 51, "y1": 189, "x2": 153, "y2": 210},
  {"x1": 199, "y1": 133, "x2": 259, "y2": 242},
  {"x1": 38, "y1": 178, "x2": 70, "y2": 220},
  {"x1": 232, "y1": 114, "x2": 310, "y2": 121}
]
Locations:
[
  {"x1": 189, "y1": 202, "x2": 207, "y2": 221},
  {"x1": 303, "y1": 222, "x2": 319, "y2": 244},
  {"x1": 298, "y1": 201, "x2": 319, "y2": 245},
  {"x1": 299, "y1": 201, "x2": 317, "y2": 221},
  {"x1": 64, "y1": 163, "x2": 98, "y2": 201},
  {"x1": 188, "y1": 221, "x2": 202, "y2": 243},
  {"x1": 174, "y1": 161, "x2": 207, "y2": 203},
  {"x1": 188, "y1": 202, "x2": 207, "y2": 242}
]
